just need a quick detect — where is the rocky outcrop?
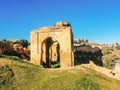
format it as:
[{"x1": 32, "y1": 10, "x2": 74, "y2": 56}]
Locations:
[
  {"x1": 0, "y1": 41, "x2": 30, "y2": 60},
  {"x1": 74, "y1": 45, "x2": 103, "y2": 66},
  {"x1": 13, "y1": 44, "x2": 30, "y2": 60}
]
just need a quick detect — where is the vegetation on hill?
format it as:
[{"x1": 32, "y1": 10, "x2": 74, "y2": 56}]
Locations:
[
  {"x1": 1, "y1": 39, "x2": 29, "y2": 47},
  {"x1": 0, "y1": 39, "x2": 30, "y2": 60},
  {"x1": 74, "y1": 39, "x2": 120, "y2": 70},
  {"x1": 0, "y1": 56, "x2": 120, "y2": 90},
  {"x1": 102, "y1": 45, "x2": 120, "y2": 69},
  {"x1": 74, "y1": 45, "x2": 103, "y2": 66}
]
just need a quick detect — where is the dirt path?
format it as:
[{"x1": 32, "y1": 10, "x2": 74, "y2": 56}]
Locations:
[
  {"x1": 81, "y1": 64, "x2": 120, "y2": 80},
  {"x1": 48, "y1": 63, "x2": 120, "y2": 81}
]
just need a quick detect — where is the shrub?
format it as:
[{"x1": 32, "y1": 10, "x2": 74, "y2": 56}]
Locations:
[{"x1": 0, "y1": 65, "x2": 14, "y2": 89}]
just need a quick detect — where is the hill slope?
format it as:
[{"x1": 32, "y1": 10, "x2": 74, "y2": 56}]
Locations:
[{"x1": 0, "y1": 57, "x2": 120, "y2": 90}]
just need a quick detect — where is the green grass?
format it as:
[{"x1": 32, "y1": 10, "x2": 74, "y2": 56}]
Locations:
[
  {"x1": 0, "y1": 65, "x2": 14, "y2": 89},
  {"x1": 75, "y1": 77, "x2": 100, "y2": 90},
  {"x1": 0, "y1": 57, "x2": 120, "y2": 90}
]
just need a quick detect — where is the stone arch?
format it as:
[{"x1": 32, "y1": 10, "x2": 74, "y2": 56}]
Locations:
[
  {"x1": 30, "y1": 22, "x2": 74, "y2": 67},
  {"x1": 41, "y1": 37, "x2": 60, "y2": 68}
]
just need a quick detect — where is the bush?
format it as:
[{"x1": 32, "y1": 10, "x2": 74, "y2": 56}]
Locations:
[
  {"x1": 51, "y1": 62, "x2": 60, "y2": 68},
  {"x1": 102, "y1": 46, "x2": 120, "y2": 69},
  {"x1": 102, "y1": 46, "x2": 113, "y2": 55},
  {"x1": 0, "y1": 65, "x2": 14, "y2": 89}
]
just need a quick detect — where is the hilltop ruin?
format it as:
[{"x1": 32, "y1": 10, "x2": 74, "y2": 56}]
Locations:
[{"x1": 30, "y1": 22, "x2": 74, "y2": 67}]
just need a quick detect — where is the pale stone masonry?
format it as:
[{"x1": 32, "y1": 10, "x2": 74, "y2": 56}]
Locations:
[{"x1": 30, "y1": 22, "x2": 74, "y2": 67}]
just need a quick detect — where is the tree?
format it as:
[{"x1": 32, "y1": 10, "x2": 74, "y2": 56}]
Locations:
[
  {"x1": 115, "y1": 43, "x2": 119, "y2": 46},
  {"x1": 2, "y1": 39, "x2": 7, "y2": 43},
  {"x1": 17, "y1": 39, "x2": 29, "y2": 47}
]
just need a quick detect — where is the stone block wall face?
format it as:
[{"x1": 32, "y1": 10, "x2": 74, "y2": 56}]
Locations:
[
  {"x1": 58, "y1": 29, "x2": 74, "y2": 67},
  {"x1": 30, "y1": 31, "x2": 41, "y2": 65},
  {"x1": 30, "y1": 22, "x2": 74, "y2": 67}
]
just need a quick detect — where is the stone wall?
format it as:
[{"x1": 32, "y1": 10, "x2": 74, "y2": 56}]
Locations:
[{"x1": 30, "y1": 22, "x2": 74, "y2": 67}]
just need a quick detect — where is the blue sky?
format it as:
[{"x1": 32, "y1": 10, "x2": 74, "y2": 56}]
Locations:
[{"x1": 0, "y1": 0, "x2": 120, "y2": 44}]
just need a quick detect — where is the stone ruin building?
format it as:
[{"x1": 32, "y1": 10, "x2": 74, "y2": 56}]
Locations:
[{"x1": 30, "y1": 22, "x2": 74, "y2": 67}]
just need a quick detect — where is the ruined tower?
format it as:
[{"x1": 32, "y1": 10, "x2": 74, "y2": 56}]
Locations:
[{"x1": 30, "y1": 22, "x2": 74, "y2": 67}]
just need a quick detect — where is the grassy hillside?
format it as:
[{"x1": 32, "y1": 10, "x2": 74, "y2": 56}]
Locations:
[{"x1": 0, "y1": 56, "x2": 120, "y2": 90}]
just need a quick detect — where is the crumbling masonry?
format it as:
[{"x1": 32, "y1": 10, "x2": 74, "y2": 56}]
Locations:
[{"x1": 30, "y1": 22, "x2": 74, "y2": 67}]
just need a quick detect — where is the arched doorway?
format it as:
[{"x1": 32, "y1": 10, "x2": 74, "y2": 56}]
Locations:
[
  {"x1": 41, "y1": 37, "x2": 60, "y2": 68},
  {"x1": 49, "y1": 41, "x2": 60, "y2": 68}
]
